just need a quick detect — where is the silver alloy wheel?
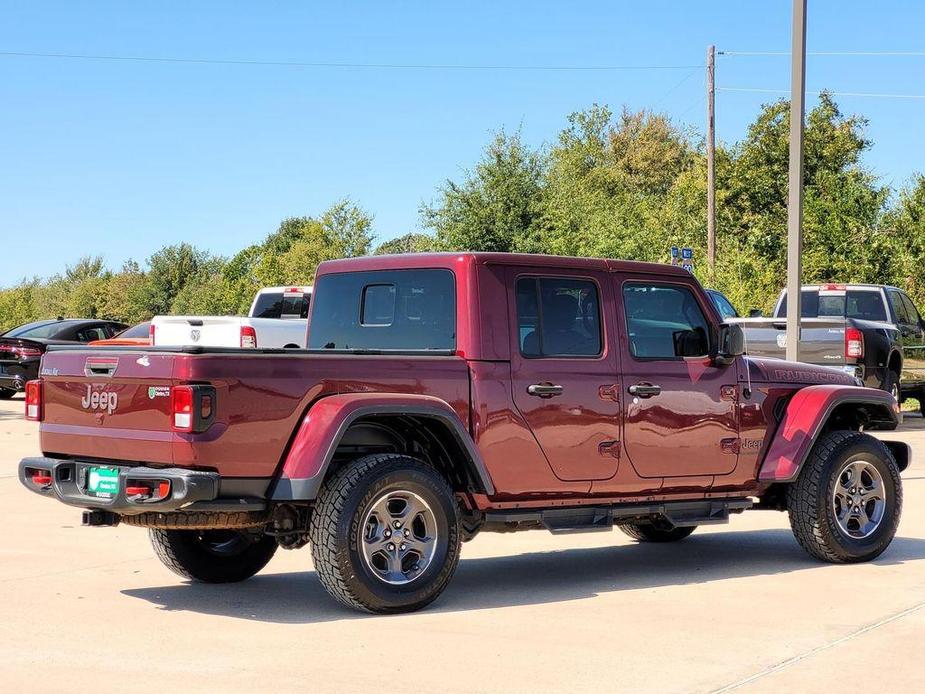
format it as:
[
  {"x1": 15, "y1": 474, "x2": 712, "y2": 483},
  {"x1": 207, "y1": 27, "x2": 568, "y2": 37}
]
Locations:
[
  {"x1": 832, "y1": 459, "x2": 887, "y2": 539},
  {"x1": 359, "y1": 490, "x2": 438, "y2": 585}
]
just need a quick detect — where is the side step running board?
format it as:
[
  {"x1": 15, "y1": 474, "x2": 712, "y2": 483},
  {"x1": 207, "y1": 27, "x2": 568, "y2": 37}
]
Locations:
[{"x1": 484, "y1": 498, "x2": 753, "y2": 535}]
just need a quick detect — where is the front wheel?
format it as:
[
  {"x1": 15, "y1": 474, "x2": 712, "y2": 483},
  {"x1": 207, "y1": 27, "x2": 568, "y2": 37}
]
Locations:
[
  {"x1": 149, "y1": 528, "x2": 278, "y2": 583},
  {"x1": 787, "y1": 431, "x2": 902, "y2": 563},
  {"x1": 309, "y1": 454, "x2": 461, "y2": 614}
]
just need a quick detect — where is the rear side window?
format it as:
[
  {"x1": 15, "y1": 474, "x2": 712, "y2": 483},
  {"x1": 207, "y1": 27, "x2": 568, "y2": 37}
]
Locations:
[
  {"x1": 516, "y1": 277, "x2": 601, "y2": 357},
  {"x1": 308, "y1": 269, "x2": 455, "y2": 351},
  {"x1": 623, "y1": 283, "x2": 710, "y2": 359},
  {"x1": 900, "y1": 293, "x2": 922, "y2": 326},
  {"x1": 888, "y1": 290, "x2": 911, "y2": 324},
  {"x1": 76, "y1": 327, "x2": 108, "y2": 342}
]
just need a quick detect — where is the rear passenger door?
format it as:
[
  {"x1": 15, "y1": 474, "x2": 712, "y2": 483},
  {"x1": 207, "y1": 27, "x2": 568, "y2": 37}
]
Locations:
[
  {"x1": 616, "y1": 276, "x2": 739, "y2": 478},
  {"x1": 508, "y1": 269, "x2": 622, "y2": 482}
]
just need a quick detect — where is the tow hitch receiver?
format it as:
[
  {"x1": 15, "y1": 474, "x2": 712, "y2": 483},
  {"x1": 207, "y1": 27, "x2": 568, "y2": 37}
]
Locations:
[{"x1": 82, "y1": 510, "x2": 120, "y2": 527}]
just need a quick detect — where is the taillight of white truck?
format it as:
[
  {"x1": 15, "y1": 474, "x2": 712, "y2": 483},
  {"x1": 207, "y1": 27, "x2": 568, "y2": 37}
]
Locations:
[{"x1": 240, "y1": 325, "x2": 257, "y2": 349}]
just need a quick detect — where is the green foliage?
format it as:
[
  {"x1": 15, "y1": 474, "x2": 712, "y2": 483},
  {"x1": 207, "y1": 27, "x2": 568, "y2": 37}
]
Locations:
[
  {"x1": 421, "y1": 129, "x2": 544, "y2": 252},
  {"x1": 0, "y1": 200, "x2": 375, "y2": 329},
  {"x1": 2, "y1": 96, "x2": 923, "y2": 331},
  {"x1": 375, "y1": 233, "x2": 438, "y2": 255}
]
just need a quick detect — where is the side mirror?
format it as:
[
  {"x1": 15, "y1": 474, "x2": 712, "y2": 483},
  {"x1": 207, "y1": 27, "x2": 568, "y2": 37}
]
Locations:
[
  {"x1": 748, "y1": 308, "x2": 763, "y2": 318},
  {"x1": 715, "y1": 323, "x2": 745, "y2": 366}
]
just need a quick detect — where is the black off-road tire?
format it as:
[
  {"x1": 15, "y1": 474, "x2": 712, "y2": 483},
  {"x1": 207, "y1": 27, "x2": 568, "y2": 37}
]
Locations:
[
  {"x1": 149, "y1": 528, "x2": 278, "y2": 583},
  {"x1": 620, "y1": 521, "x2": 696, "y2": 543},
  {"x1": 309, "y1": 453, "x2": 461, "y2": 614},
  {"x1": 0, "y1": 388, "x2": 15, "y2": 400},
  {"x1": 787, "y1": 430, "x2": 902, "y2": 563},
  {"x1": 882, "y1": 369, "x2": 899, "y2": 401}
]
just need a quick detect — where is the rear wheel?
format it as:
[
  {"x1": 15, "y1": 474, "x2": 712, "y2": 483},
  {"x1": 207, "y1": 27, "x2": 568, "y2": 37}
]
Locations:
[
  {"x1": 0, "y1": 388, "x2": 15, "y2": 400},
  {"x1": 309, "y1": 453, "x2": 461, "y2": 614},
  {"x1": 149, "y1": 528, "x2": 278, "y2": 583},
  {"x1": 882, "y1": 369, "x2": 899, "y2": 401},
  {"x1": 620, "y1": 520, "x2": 696, "y2": 543},
  {"x1": 787, "y1": 431, "x2": 902, "y2": 563}
]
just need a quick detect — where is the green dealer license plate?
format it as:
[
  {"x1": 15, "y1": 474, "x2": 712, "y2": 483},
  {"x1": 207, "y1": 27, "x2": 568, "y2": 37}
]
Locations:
[{"x1": 87, "y1": 466, "x2": 120, "y2": 498}]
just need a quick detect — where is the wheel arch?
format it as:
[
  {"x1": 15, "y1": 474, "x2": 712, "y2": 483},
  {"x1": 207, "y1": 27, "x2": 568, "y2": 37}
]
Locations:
[
  {"x1": 758, "y1": 385, "x2": 901, "y2": 483},
  {"x1": 269, "y1": 393, "x2": 495, "y2": 501}
]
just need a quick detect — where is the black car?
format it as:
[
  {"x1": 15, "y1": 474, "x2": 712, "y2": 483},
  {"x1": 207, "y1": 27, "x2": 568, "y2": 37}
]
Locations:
[{"x1": 0, "y1": 318, "x2": 128, "y2": 397}]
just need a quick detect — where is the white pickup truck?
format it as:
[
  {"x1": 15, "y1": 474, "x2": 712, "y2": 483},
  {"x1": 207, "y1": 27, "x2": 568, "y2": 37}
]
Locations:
[{"x1": 151, "y1": 286, "x2": 311, "y2": 349}]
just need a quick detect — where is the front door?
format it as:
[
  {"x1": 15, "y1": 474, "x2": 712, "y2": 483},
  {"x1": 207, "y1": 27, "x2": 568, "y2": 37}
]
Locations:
[
  {"x1": 509, "y1": 269, "x2": 622, "y2": 482},
  {"x1": 616, "y1": 276, "x2": 739, "y2": 478}
]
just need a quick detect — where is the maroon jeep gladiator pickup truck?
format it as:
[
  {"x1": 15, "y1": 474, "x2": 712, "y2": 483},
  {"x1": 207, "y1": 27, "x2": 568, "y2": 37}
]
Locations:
[{"x1": 20, "y1": 253, "x2": 909, "y2": 613}]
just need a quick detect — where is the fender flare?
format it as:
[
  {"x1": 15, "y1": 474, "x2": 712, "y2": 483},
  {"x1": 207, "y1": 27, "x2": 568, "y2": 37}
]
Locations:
[
  {"x1": 758, "y1": 385, "x2": 900, "y2": 483},
  {"x1": 269, "y1": 392, "x2": 495, "y2": 500}
]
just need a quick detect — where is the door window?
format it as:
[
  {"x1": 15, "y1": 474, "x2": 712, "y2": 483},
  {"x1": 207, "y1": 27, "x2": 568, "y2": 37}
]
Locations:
[
  {"x1": 76, "y1": 327, "x2": 107, "y2": 342},
  {"x1": 900, "y1": 293, "x2": 922, "y2": 327},
  {"x1": 622, "y1": 283, "x2": 710, "y2": 359},
  {"x1": 515, "y1": 277, "x2": 601, "y2": 357}
]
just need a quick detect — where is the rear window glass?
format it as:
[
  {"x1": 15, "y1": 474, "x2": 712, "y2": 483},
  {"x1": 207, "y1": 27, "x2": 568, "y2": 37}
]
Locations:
[
  {"x1": 5, "y1": 321, "x2": 71, "y2": 338},
  {"x1": 252, "y1": 292, "x2": 310, "y2": 319},
  {"x1": 308, "y1": 269, "x2": 455, "y2": 351},
  {"x1": 778, "y1": 290, "x2": 886, "y2": 322}
]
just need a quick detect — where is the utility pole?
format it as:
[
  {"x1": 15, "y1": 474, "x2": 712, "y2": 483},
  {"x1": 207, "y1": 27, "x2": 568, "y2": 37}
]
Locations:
[
  {"x1": 706, "y1": 44, "x2": 716, "y2": 269},
  {"x1": 785, "y1": 0, "x2": 807, "y2": 362}
]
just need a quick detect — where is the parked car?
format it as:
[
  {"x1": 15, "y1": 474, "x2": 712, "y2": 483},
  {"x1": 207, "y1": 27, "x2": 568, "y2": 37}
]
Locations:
[
  {"x1": 706, "y1": 289, "x2": 739, "y2": 319},
  {"x1": 151, "y1": 286, "x2": 311, "y2": 349},
  {"x1": 19, "y1": 254, "x2": 907, "y2": 614},
  {"x1": 88, "y1": 322, "x2": 152, "y2": 347},
  {"x1": 730, "y1": 283, "x2": 925, "y2": 403},
  {"x1": 0, "y1": 318, "x2": 127, "y2": 397}
]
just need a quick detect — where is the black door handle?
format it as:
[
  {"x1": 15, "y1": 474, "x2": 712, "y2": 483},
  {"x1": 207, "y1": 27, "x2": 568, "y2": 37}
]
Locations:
[
  {"x1": 527, "y1": 383, "x2": 564, "y2": 398},
  {"x1": 628, "y1": 383, "x2": 661, "y2": 398}
]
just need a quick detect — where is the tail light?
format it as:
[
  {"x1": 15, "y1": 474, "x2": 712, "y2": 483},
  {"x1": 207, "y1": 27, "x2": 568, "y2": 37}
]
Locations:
[
  {"x1": 25, "y1": 380, "x2": 43, "y2": 421},
  {"x1": 171, "y1": 384, "x2": 217, "y2": 433},
  {"x1": 845, "y1": 327, "x2": 864, "y2": 359},
  {"x1": 31, "y1": 470, "x2": 52, "y2": 486},
  {"x1": 126, "y1": 479, "x2": 171, "y2": 501},
  {"x1": 149, "y1": 323, "x2": 156, "y2": 344},
  {"x1": 240, "y1": 325, "x2": 257, "y2": 349}
]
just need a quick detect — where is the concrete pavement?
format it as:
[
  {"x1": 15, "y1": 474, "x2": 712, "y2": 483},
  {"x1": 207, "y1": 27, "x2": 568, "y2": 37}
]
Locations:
[{"x1": 1, "y1": 394, "x2": 922, "y2": 693}]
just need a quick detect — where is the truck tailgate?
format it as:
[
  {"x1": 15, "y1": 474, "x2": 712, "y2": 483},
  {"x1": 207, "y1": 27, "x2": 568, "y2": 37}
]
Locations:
[
  {"x1": 152, "y1": 316, "x2": 243, "y2": 348},
  {"x1": 41, "y1": 350, "x2": 179, "y2": 465},
  {"x1": 732, "y1": 317, "x2": 846, "y2": 365}
]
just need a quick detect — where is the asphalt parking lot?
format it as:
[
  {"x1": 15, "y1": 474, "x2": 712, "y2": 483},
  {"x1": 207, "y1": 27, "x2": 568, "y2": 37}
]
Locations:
[{"x1": 1, "y1": 395, "x2": 922, "y2": 693}]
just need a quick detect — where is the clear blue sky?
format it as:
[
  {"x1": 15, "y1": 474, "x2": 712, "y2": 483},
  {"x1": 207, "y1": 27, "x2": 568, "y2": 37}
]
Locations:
[{"x1": 2, "y1": 1, "x2": 924, "y2": 284}]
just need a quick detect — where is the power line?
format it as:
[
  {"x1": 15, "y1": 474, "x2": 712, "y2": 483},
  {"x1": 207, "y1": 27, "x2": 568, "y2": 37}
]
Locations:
[
  {"x1": 720, "y1": 50, "x2": 925, "y2": 57},
  {"x1": 0, "y1": 50, "x2": 703, "y2": 72},
  {"x1": 718, "y1": 86, "x2": 925, "y2": 99}
]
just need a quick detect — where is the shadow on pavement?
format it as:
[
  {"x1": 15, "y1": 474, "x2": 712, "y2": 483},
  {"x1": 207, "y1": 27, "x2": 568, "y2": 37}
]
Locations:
[{"x1": 122, "y1": 528, "x2": 925, "y2": 625}]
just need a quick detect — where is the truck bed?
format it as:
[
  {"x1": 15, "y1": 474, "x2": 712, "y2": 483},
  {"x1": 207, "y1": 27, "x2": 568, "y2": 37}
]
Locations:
[{"x1": 38, "y1": 346, "x2": 470, "y2": 479}]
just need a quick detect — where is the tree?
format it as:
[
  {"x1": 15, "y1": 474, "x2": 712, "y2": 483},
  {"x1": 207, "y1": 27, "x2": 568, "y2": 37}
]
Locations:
[
  {"x1": 421, "y1": 129, "x2": 544, "y2": 252},
  {"x1": 883, "y1": 175, "x2": 925, "y2": 307},
  {"x1": 144, "y1": 243, "x2": 222, "y2": 315}
]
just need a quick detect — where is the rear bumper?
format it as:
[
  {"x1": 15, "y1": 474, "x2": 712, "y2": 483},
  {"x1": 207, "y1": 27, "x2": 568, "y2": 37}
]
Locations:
[{"x1": 19, "y1": 457, "x2": 222, "y2": 515}]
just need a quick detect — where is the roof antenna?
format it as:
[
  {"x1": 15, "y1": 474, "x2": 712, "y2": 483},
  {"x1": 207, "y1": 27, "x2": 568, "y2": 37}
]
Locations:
[{"x1": 742, "y1": 330, "x2": 753, "y2": 399}]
